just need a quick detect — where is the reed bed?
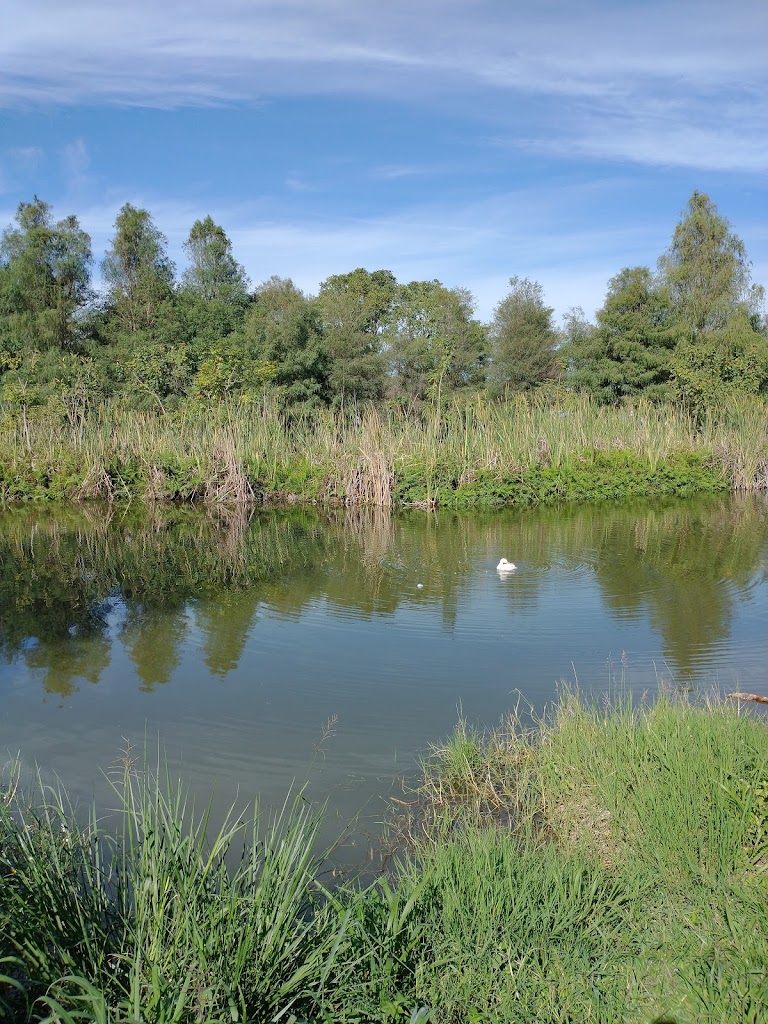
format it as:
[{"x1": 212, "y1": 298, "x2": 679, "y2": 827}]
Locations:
[
  {"x1": 2, "y1": 693, "x2": 767, "y2": 1022},
  {"x1": 1, "y1": 394, "x2": 766, "y2": 505}
]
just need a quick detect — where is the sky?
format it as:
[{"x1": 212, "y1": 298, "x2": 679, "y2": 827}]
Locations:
[{"x1": 1, "y1": 0, "x2": 767, "y2": 323}]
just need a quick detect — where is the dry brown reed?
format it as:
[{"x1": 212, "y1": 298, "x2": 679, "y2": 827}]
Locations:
[{"x1": 2, "y1": 393, "x2": 768, "y2": 504}]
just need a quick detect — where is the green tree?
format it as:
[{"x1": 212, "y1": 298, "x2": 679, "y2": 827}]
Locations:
[
  {"x1": 101, "y1": 204, "x2": 175, "y2": 337},
  {"x1": 569, "y1": 267, "x2": 678, "y2": 403},
  {"x1": 0, "y1": 196, "x2": 91, "y2": 354},
  {"x1": 181, "y1": 215, "x2": 250, "y2": 304},
  {"x1": 176, "y1": 217, "x2": 252, "y2": 372},
  {"x1": 670, "y1": 313, "x2": 768, "y2": 409},
  {"x1": 317, "y1": 268, "x2": 396, "y2": 405},
  {"x1": 487, "y1": 276, "x2": 559, "y2": 395},
  {"x1": 241, "y1": 277, "x2": 329, "y2": 407},
  {"x1": 385, "y1": 280, "x2": 487, "y2": 404},
  {"x1": 659, "y1": 192, "x2": 768, "y2": 406},
  {"x1": 193, "y1": 337, "x2": 276, "y2": 401},
  {"x1": 658, "y1": 191, "x2": 761, "y2": 339}
]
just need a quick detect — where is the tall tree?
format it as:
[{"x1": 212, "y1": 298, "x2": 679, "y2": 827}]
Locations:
[
  {"x1": 385, "y1": 280, "x2": 486, "y2": 404},
  {"x1": 569, "y1": 267, "x2": 678, "y2": 403},
  {"x1": 177, "y1": 216, "x2": 251, "y2": 356},
  {"x1": 241, "y1": 277, "x2": 329, "y2": 406},
  {"x1": 317, "y1": 267, "x2": 396, "y2": 405},
  {"x1": 487, "y1": 276, "x2": 559, "y2": 394},
  {"x1": 659, "y1": 192, "x2": 767, "y2": 406},
  {"x1": 0, "y1": 196, "x2": 91, "y2": 353},
  {"x1": 658, "y1": 191, "x2": 760, "y2": 339},
  {"x1": 180, "y1": 215, "x2": 250, "y2": 305},
  {"x1": 101, "y1": 204, "x2": 175, "y2": 337}
]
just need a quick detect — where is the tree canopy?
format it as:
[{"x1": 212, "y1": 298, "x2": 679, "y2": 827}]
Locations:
[
  {"x1": 569, "y1": 267, "x2": 677, "y2": 403},
  {"x1": 317, "y1": 268, "x2": 395, "y2": 405},
  {"x1": 0, "y1": 189, "x2": 765, "y2": 413},
  {"x1": 0, "y1": 196, "x2": 91, "y2": 354},
  {"x1": 487, "y1": 276, "x2": 560, "y2": 395},
  {"x1": 102, "y1": 204, "x2": 175, "y2": 338},
  {"x1": 385, "y1": 280, "x2": 486, "y2": 404}
]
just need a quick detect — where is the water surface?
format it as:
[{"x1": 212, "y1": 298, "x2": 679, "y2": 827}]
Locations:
[{"x1": 1, "y1": 495, "x2": 767, "y2": 853}]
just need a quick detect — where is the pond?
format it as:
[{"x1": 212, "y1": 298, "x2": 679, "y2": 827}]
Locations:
[{"x1": 1, "y1": 495, "x2": 767, "y2": 858}]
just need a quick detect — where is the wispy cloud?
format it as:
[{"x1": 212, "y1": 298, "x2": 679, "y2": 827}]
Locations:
[
  {"x1": 284, "y1": 173, "x2": 318, "y2": 193},
  {"x1": 371, "y1": 165, "x2": 436, "y2": 180},
  {"x1": 1, "y1": 2, "x2": 766, "y2": 172},
  {"x1": 9, "y1": 145, "x2": 44, "y2": 167},
  {"x1": 61, "y1": 177, "x2": 669, "y2": 322},
  {"x1": 60, "y1": 138, "x2": 92, "y2": 191}
]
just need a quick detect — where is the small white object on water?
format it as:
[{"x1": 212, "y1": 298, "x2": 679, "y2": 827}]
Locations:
[
  {"x1": 417, "y1": 583, "x2": 424, "y2": 589},
  {"x1": 497, "y1": 558, "x2": 516, "y2": 573}
]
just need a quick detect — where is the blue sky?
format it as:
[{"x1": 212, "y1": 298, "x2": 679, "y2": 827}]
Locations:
[{"x1": 1, "y1": 0, "x2": 766, "y2": 322}]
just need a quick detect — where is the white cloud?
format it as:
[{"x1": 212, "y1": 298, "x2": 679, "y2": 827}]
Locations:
[
  {"x1": 1, "y1": 1, "x2": 766, "y2": 171},
  {"x1": 371, "y1": 165, "x2": 436, "y2": 181},
  {"x1": 9, "y1": 146, "x2": 44, "y2": 167},
  {"x1": 68, "y1": 178, "x2": 668, "y2": 322},
  {"x1": 284, "y1": 174, "x2": 318, "y2": 193},
  {"x1": 61, "y1": 138, "x2": 91, "y2": 191}
]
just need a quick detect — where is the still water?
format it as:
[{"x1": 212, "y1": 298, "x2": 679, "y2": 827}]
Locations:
[{"x1": 1, "y1": 495, "x2": 767, "y2": 852}]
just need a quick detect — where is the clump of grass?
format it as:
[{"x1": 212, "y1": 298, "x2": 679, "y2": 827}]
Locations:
[
  {"x1": 0, "y1": 757, "x2": 350, "y2": 1023},
  {"x1": 3, "y1": 694, "x2": 768, "y2": 1023},
  {"x1": 398, "y1": 690, "x2": 768, "y2": 1022}
]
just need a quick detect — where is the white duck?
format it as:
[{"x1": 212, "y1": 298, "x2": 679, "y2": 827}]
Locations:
[{"x1": 497, "y1": 558, "x2": 516, "y2": 572}]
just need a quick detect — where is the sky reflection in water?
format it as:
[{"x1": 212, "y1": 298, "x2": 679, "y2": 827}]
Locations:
[{"x1": 1, "y1": 495, "x2": 767, "y2": 853}]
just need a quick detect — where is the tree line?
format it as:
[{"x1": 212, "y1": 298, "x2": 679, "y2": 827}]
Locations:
[{"x1": 0, "y1": 191, "x2": 766, "y2": 417}]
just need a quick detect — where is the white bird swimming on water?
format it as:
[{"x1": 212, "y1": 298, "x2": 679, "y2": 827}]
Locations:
[{"x1": 497, "y1": 558, "x2": 516, "y2": 572}]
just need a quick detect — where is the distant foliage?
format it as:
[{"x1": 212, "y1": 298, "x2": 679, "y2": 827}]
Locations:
[
  {"x1": 101, "y1": 203, "x2": 175, "y2": 339},
  {"x1": 318, "y1": 267, "x2": 395, "y2": 405},
  {"x1": 385, "y1": 280, "x2": 487, "y2": 404},
  {"x1": 0, "y1": 189, "x2": 765, "y2": 417},
  {"x1": 242, "y1": 276, "x2": 329, "y2": 408},
  {"x1": 487, "y1": 276, "x2": 560, "y2": 394},
  {"x1": 569, "y1": 267, "x2": 678, "y2": 403},
  {"x1": 0, "y1": 196, "x2": 91, "y2": 355}
]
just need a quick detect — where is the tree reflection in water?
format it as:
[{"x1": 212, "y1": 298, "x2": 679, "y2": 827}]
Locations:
[{"x1": 0, "y1": 494, "x2": 766, "y2": 697}]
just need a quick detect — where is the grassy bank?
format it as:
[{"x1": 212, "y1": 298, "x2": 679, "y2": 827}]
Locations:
[
  {"x1": 2, "y1": 693, "x2": 767, "y2": 1023},
  {"x1": 1, "y1": 394, "x2": 767, "y2": 507}
]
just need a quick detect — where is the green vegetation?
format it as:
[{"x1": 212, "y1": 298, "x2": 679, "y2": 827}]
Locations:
[
  {"x1": 0, "y1": 189, "x2": 765, "y2": 507},
  {"x1": 2, "y1": 389, "x2": 767, "y2": 507},
  {"x1": 487, "y1": 276, "x2": 560, "y2": 395},
  {"x1": 2, "y1": 693, "x2": 767, "y2": 1022},
  {"x1": 0, "y1": 191, "x2": 765, "y2": 413}
]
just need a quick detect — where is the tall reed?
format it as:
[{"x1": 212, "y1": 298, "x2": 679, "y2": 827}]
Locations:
[{"x1": 1, "y1": 394, "x2": 766, "y2": 504}]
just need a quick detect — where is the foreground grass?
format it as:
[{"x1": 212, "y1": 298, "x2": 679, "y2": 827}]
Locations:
[
  {"x1": 1, "y1": 393, "x2": 767, "y2": 506},
  {"x1": 2, "y1": 694, "x2": 768, "y2": 1022}
]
